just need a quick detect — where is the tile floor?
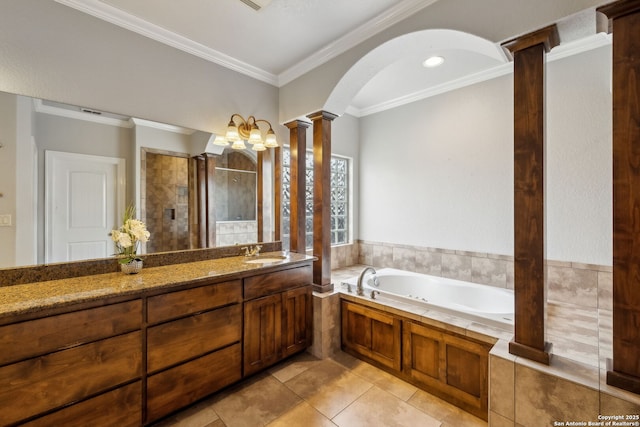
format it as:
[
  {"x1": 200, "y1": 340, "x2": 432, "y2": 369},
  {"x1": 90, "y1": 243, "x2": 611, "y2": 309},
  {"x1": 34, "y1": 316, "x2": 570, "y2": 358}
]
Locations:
[{"x1": 153, "y1": 351, "x2": 487, "y2": 427}]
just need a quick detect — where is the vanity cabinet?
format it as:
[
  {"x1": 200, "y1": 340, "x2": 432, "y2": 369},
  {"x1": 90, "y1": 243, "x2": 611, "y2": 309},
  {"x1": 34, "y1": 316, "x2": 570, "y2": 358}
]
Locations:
[
  {"x1": 243, "y1": 265, "x2": 313, "y2": 376},
  {"x1": 340, "y1": 298, "x2": 492, "y2": 421},
  {"x1": 403, "y1": 320, "x2": 491, "y2": 420},
  {"x1": 0, "y1": 257, "x2": 315, "y2": 425},
  {"x1": 145, "y1": 279, "x2": 243, "y2": 423},
  {"x1": 0, "y1": 300, "x2": 143, "y2": 426},
  {"x1": 341, "y1": 300, "x2": 402, "y2": 371}
]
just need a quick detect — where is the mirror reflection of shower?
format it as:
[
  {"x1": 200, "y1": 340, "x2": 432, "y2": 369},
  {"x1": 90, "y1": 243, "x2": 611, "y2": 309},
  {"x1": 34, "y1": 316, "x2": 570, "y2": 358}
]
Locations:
[{"x1": 145, "y1": 150, "x2": 257, "y2": 252}]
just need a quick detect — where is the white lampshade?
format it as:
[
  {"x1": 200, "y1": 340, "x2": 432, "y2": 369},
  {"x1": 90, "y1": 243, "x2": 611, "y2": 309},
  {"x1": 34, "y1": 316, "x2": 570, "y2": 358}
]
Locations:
[
  {"x1": 231, "y1": 139, "x2": 246, "y2": 150},
  {"x1": 226, "y1": 122, "x2": 240, "y2": 141},
  {"x1": 264, "y1": 130, "x2": 278, "y2": 148},
  {"x1": 252, "y1": 142, "x2": 266, "y2": 151},
  {"x1": 248, "y1": 127, "x2": 263, "y2": 145},
  {"x1": 213, "y1": 135, "x2": 229, "y2": 146}
]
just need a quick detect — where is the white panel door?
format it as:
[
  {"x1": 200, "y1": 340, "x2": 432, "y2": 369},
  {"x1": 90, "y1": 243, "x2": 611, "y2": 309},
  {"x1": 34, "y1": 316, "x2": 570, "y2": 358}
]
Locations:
[{"x1": 45, "y1": 151, "x2": 125, "y2": 263}]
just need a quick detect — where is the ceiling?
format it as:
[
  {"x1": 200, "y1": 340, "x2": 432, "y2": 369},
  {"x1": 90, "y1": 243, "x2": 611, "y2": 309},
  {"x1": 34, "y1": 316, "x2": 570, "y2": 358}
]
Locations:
[{"x1": 54, "y1": 0, "x2": 607, "y2": 117}]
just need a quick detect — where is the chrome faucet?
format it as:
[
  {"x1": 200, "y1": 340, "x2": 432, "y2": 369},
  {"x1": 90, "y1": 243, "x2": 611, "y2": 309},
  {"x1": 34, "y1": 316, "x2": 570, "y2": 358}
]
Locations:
[
  {"x1": 241, "y1": 245, "x2": 262, "y2": 257},
  {"x1": 357, "y1": 266, "x2": 377, "y2": 296}
]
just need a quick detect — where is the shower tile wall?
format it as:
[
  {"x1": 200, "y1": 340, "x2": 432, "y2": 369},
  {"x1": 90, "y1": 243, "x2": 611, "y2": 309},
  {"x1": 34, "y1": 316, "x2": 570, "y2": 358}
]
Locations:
[
  {"x1": 216, "y1": 221, "x2": 257, "y2": 247},
  {"x1": 145, "y1": 153, "x2": 190, "y2": 253}
]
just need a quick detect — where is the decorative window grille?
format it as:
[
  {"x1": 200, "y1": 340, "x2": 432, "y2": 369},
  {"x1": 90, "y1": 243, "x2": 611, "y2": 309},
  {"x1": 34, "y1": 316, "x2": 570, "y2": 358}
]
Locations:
[{"x1": 282, "y1": 148, "x2": 350, "y2": 250}]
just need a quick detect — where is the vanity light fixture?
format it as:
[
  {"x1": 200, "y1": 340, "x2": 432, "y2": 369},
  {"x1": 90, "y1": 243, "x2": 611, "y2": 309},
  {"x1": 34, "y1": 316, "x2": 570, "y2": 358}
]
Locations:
[
  {"x1": 214, "y1": 114, "x2": 279, "y2": 151},
  {"x1": 422, "y1": 55, "x2": 445, "y2": 68}
]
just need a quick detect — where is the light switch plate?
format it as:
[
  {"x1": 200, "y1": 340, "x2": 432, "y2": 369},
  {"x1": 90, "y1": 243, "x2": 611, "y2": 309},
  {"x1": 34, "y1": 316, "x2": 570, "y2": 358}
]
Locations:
[{"x1": 0, "y1": 214, "x2": 12, "y2": 226}]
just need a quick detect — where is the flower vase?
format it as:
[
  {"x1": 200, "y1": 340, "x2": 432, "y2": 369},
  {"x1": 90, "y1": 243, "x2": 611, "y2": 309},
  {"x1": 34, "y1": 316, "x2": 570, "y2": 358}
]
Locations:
[{"x1": 120, "y1": 258, "x2": 143, "y2": 274}]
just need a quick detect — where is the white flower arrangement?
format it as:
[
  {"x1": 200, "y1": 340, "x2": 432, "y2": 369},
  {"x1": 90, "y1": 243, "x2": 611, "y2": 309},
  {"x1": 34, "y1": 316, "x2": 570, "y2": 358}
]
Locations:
[{"x1": 110, "y1": 205, "x2": 150, "y2": 264}]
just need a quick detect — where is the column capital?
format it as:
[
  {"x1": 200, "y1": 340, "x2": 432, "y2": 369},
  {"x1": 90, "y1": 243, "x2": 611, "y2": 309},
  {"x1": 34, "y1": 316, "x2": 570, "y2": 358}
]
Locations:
[
  {"x1": 284, "y1": 119, "x2": 311, "y2": 129},
  {"x1": 307, "y1": 110, "x2": 338, "y2": 122},
  {"x1": 501, "y1": 24, "x2": 559, "y2": 58},
  {"x1": 598, "y1": 0, "x2": 640, "y2": 21}
]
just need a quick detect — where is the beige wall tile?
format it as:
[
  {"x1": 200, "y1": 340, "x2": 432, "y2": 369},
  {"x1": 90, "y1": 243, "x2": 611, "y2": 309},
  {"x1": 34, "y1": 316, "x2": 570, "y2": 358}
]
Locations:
[
  {"x1": 442, "y1": 253, "x2": 472, "y2": 281},
  {"x1": 514, "y1": 364, "x2": 599, "y2": 426},
  {"x1": 392, "y1": 246, "x2": 416, "y2": 271},
  {"x1": 473, "y1": 257, "x2": 508, "y2": 288},
  {"x1": 597, "y1": 271, "x2": 612, "y2": 310},
  {"x1": 490, "y1": 410, "x2": 514, "y2": 427},
  {"x1": 490, "y1": 354, "x2": 515, "y2": 419},
  {"x1": 415, "y1": 249, "x2": 442, "y2": 276},
  {"x1": 372, "y1": 244, "x2": 393, "y2": 267},
  {"x1": 547, "y1": 265, "x2": 598, "y2": 309}
]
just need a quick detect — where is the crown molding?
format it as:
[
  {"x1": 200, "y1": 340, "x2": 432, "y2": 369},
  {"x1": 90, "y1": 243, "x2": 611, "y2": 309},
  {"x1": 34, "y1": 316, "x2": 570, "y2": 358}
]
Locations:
[
  {"x1": 277, "y1": 0, "x2": 439, "y2": 86},
  {"x1": 54, "y1": 0, "x2": 279, "y2": 86},
  {"x1": 350, "y1": 32, "x2": 611, "y2": 117},
  {"x1": 55, "y1": 0, "x2": 437, "y2": 88},
  {"x1": 352, "y1": 63, "x2": 514, "y2": 117}
]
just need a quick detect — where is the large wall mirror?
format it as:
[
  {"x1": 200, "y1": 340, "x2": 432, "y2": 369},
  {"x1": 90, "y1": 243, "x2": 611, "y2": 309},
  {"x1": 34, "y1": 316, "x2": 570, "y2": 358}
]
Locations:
[{"x1": 0, "y1": 90, "x2": 277, "y2": 269}]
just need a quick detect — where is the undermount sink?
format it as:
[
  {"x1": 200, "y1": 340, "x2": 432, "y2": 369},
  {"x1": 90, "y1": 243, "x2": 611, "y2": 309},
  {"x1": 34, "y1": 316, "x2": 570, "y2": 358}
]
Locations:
[{"x1": 244, "y1": 256, "x2": 287, "y2": 264}]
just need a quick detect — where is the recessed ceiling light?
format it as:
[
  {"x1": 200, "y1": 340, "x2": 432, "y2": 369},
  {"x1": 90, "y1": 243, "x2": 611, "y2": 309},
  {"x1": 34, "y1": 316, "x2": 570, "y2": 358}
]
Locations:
[{"x1": 422, "y1": 56, "x2": 445, "y2": 68}]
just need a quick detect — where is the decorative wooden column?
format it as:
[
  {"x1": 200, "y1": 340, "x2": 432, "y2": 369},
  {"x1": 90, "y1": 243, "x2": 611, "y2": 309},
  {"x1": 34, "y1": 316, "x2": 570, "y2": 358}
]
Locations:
[
  {"x1": 191, "y1": 153, "x2": 216, "y2": 248},
  {"x1": 598, "y1": 0, "x2": 640, "y2": 395},
  {"x1": 285, "y1": 120, "x2": 310, "y2": 254},
  {"x1": 308, "y1": 111, "x2": 338, "y2": 293},
  {"x1": 502, "y1": 24, "x2": 559, "y2": 365},
  {"x1": 273, "y1": 145, "x2": 282, "y2": 242},
  {"x1": 257, "y1": 150, "x2": 264, "y2": 242}
]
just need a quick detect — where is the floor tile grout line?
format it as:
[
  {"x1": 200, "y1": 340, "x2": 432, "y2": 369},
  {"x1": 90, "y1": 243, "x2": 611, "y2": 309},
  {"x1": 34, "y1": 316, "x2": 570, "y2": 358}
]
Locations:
[{"x1": 328, "y1": 382, "x2": 376, "y2": 425}]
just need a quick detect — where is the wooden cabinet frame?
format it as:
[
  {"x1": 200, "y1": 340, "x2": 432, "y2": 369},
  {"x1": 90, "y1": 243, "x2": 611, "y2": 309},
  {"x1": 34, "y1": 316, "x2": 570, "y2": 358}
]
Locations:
[
  {"x1": 340, "y1": 299, "x2": 493, "y2": 421},
  {"x1": 341, "y1": 300, "x2": 402, "y2": 371},
  {"x1": 1, "y1": 261, "x2": 314, "y2": 426},
  {"x1": 243, "y1": 266, "x2": 314, "y2": 376},
  {"x1": 403, "y1": 321, "x2": 490, "y2": 420}
]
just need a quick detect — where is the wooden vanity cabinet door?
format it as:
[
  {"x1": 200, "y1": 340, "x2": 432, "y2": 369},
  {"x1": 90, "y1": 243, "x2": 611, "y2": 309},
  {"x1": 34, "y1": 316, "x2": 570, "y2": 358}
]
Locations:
[
  {"x1": 282, "y1": 284, "x2": 313, "y2": 358},
  {"x1": 341, "y1": 300, "x2": 402, "y2": 372},
  {"x1": 243, "y1": 293, "x2": 283, "y2": 376},
  {"x1": 403, "y1": 321, "x2": 491, "y2": 420}
]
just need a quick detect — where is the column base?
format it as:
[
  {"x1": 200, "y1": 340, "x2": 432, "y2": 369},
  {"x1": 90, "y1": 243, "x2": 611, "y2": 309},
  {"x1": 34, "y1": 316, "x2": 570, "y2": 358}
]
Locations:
[
  {"x1": 509, "y1": 340, "x2": 553, "y2": 365},
  {"x1": 607, "y1": 370, "x2": 640, "y2": 395},
  {"x1": 312, "y1": 282, "x2": 334, "y2": 293}
]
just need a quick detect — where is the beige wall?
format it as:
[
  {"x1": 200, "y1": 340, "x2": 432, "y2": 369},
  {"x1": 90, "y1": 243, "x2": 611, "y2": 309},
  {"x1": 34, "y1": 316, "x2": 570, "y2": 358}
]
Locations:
[
  {"x1": 0, "y1": 0, "x2": 280, "y2": 140},
  {"x1": 0, "y1": 92, "x2": 18, "y2": 267}
]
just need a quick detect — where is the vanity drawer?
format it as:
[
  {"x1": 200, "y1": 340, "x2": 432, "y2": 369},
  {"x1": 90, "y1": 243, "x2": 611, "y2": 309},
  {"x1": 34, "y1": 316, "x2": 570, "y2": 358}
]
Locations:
[
  {"x1": 244, "y1": 265, "x2": 312, "y2": 300},
  {"x1": 147, "y1": 279, "x2": 241, "y2": 324},
  {"x1": 146, "y1": 343, "x2": 242, "y2": 423},
  {"x1": 0, "y1": 331, "x2": 142, "y2": 426},
  {"x1": 0, "y1": 299, "x2": 142, "y2": 366},
  {"x1": 147, "y1": 304, "x2": 242, "y2": 373},
  {"x1": 21, "y1": 381, "x2": 141, "y2": 427}
]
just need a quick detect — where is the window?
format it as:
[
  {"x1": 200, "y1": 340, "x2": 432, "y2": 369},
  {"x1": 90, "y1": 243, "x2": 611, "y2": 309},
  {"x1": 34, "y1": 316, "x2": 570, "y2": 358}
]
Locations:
[{"x1": 282, "y1": 148, "x2": 350, "y2": 250}]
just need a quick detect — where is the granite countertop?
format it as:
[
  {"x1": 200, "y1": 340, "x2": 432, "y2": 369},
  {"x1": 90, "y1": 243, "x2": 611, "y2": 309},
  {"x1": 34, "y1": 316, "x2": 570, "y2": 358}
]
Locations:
[{"x1": 0, "y1": 252, "x2": 314, "y2": 319}]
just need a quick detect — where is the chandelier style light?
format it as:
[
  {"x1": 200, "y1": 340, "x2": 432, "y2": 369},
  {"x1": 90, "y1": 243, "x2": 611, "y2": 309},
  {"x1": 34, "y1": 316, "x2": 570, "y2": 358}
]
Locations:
[{"x1": 213, "y1": 114, "x2": 279, "y2": 151}]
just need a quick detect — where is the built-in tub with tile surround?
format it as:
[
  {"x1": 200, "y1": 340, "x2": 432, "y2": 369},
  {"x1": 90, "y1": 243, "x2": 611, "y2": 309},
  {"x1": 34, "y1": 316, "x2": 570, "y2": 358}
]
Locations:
[{"x1": 341, "y1": 268, "x2": 514, "y2": 330}]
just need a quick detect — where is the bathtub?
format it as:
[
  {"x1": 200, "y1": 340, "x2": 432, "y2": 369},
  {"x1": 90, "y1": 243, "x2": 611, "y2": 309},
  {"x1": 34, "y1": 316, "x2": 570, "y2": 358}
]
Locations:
[{"x1": 341, "y1": 268, "x2": 514, "y2": 330}]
